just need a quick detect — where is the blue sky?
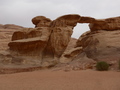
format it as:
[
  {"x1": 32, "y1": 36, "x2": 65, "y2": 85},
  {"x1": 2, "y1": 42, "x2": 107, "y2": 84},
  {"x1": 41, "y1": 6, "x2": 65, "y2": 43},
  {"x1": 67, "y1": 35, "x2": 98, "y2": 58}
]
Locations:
[{"x1": 0, "y1": 0, "x2": 120, "y2": 38}]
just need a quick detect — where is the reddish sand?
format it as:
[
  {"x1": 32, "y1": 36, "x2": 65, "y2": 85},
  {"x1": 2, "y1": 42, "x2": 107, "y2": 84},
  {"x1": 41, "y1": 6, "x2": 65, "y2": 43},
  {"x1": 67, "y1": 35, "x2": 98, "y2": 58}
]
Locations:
[{"x1": 0, "y1": 70, "x2": 120, "y2": 90}]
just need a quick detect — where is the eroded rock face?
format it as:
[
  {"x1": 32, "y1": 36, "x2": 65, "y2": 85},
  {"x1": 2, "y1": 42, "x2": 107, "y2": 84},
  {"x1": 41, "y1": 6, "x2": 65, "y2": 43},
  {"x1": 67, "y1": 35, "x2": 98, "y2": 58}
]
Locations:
[
  {"x1": 8, "y1": 14, "x2": 81, "y2": 66},
  {"x1": 9, "y1": 16, "x2": 52, "y2": 56},
  {"x1": 78, "y1": 16, "x2": 120, "y2": 31},
  {"x1": 43, "y1": 14, "x2": 81, "y2": 61},
  {"x1": 7, "y1": 14, "x2": 120, "y2": 69},
  {"x1": 89, "y1": 16, "x2": 120, "y2": 31},
  {"x1": 76, "y1": 30, "x2": 120, "y2": 63},
  {"x1": 8, "y1": 27, "x2": 51, "y2": 58}
]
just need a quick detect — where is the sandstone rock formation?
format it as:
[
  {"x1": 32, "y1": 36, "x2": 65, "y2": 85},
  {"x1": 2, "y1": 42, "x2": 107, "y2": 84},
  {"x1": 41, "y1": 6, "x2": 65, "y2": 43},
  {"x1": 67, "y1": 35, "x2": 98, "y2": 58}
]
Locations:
[
  {"x1": 43, "y1": 14, "x2": 81, "y2": 62},
  {"x1": 8, "y1": 27, "x2": 51, "y2": 56},
  {"x1": 78, "y1": 16, "x2": 120, "y2": 31},
  {"x1": 59, "y1": 15, "x2": 120, "y2": 70},
  {"x1": 89, "y1": 16, "x2": 120, "y2": 31},
  {"x1": 76, "y1": 30, "x2": 120, "y2": 62},
  {"x1": 78, "y1": 16, "x2": 96, "y2": 23},
  {"x1": 0, "y1": 25, "x2": 29, "y2": 72},
  {"x1": 32, "y1": 16, "x2": 52, "y2": 27},
  {"x1": 8, "y1": 14, "x2": 81, "y2": 66},
  {"x1": 6, "y1": 14, "x2": 120, "y2": 70},
  {"x1": 7, "y1": 16, "x2": 53, "y2": 66}
]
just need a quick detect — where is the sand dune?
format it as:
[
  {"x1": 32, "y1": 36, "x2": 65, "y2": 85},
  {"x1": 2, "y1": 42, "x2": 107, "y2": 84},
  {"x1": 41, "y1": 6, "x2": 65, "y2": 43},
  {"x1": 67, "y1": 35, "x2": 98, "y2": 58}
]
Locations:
[{"x1": 0, "y1": 70, "x2": 120, "y2": 90}]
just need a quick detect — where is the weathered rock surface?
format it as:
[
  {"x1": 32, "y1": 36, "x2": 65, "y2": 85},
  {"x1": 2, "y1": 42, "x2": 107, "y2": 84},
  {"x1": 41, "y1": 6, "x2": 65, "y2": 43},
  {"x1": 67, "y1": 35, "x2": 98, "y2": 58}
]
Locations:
[
  {"x1": 59, "y1": 15, "x2": 120, "y2": 70},
  {"x1": 8, "y1": 14, "x2": 81, "y2": 65},
  {"x1": 78, "y1": 16, "x2": 120, "y2": 31},
  {"x1": 75, "y1": 30, "x2": 120, "y2": 69},
  {"x1": 59, "y1": 38, "x2": 80, "y2": 63},
  {"x1": 8, "y1": 27, "x2": 52, "y2": 63},
  {"x1": 43, "y1": 14, "x2": 81, "y2": 61},
  {"x1": 32, "y1": 16, "x2": 52, "y2": 27},
  {"x1": 3, "y1": 14, "x2": 120, "y2": 71},
  {"x1": 78, "y1": 16, "x2": 96, "y2": 23},
  {"x1": 9, "y1": 16, "x2": 52, "y2": 56},
  {"x1": 59, "y1": 47, "x2": 82, "y2": 63},
  {"x1": 89, "y1": 16, "x2": 120, "y2": 31}
]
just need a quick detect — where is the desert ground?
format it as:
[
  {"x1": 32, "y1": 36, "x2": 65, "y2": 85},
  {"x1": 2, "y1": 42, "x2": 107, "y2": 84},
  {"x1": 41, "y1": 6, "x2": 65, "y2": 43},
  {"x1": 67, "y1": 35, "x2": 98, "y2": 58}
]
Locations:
[{"x1": 0, "y1": 69, "x2": 120, "y2": 90}]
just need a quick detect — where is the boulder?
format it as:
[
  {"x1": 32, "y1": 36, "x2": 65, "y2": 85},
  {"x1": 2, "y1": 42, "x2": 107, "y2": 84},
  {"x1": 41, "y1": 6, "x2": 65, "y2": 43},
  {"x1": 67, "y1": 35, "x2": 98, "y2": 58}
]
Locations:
[{"x1": 32, "y1": 16, "x2": 52, "y2": 27}]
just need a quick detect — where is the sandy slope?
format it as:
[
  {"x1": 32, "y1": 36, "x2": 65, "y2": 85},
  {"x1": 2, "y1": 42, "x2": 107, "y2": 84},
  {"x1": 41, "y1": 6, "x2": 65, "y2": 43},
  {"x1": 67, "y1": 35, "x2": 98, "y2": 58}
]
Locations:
[{"x1": 0, "y1": 70, "x2": 120, "y2": 90}]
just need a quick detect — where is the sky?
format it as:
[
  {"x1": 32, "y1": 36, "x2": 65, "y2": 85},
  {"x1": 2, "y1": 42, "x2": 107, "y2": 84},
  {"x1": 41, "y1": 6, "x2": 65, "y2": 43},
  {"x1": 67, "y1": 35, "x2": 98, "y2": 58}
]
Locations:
[{"x1": 0, "y1": 0, "x2": 120, "y2": 38}]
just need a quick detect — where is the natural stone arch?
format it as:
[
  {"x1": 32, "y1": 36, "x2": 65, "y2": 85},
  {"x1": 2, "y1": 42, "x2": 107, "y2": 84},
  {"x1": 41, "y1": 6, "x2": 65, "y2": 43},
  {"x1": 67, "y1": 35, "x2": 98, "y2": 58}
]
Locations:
[{"x1": 8, "y1": 14, "x2": 120, "y2": 67}]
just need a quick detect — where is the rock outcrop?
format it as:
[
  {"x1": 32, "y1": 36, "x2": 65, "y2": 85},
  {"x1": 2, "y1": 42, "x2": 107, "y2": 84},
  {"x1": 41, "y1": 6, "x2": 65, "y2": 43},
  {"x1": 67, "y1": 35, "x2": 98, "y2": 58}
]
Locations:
[
  {"x1": 76, "y1": 30, "x2": 120, "y2": 62},
  {"x1": 8, "y1": 27, "x2": 51, "y2": 56},
  {"x1": 7, "y1": 14, "x2": 120, "y2": 70},
  {"x1": 78, "y1": 16, "x2": 120, "y2": 31},
  {"x1": 8, "y1": 14, "x2": 81, "y2": 66},
  {"x1": 43, "y1": 14, "x2": 81, "y2": 61},
  {"x1": 58, "y1": 15, "x2": 120, "y2": 70},
  {"x1": 89, "y1": 16, "x2": 120, "y2": 31},
  {"x1": 32, "y1": 16, "x2": 52, "y2": 27}
]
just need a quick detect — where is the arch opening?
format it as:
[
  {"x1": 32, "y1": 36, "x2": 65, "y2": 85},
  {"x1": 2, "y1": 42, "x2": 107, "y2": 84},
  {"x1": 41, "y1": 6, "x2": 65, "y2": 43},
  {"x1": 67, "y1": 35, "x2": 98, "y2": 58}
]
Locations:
[{"x1": 72, "y1": 23, "x2": 90, "y2": 39}]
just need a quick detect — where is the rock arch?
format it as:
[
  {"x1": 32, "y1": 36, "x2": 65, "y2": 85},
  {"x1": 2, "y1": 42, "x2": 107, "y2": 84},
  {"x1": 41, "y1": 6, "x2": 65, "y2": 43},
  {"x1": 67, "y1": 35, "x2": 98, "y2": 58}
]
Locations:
[{"x1": 8, "y1": 14, "x2": 120, "y2": 66}]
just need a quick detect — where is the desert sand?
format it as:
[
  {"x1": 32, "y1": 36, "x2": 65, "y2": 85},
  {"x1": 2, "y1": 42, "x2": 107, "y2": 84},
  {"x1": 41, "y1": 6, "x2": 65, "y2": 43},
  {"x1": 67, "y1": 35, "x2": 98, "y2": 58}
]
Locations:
[{"x1": 0, "y1": 70, "x2": 119, "y2": 90}]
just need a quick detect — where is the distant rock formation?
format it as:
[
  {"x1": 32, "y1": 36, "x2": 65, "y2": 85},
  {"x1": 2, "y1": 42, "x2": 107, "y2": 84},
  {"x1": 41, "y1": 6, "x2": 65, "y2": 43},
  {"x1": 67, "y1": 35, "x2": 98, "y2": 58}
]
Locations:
[
  {"x1": 0, "y1": 26, "x2": 22, "y2": 51},
  {"x1": 0, "y1": 24, "x2": 24, "y2": 30},
  {"x1": 0, "y1": 24, "x2": 4, "y2": 29}
]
